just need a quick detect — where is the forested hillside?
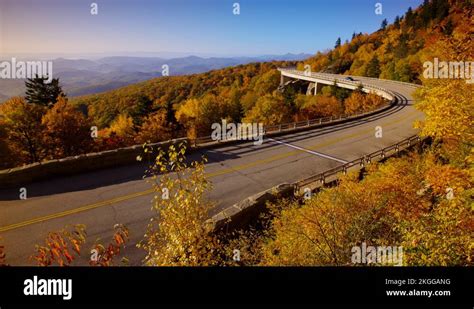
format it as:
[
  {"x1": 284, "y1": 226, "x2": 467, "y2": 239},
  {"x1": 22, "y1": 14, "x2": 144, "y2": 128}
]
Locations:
[
  {"x1": 73, "y1": 61, "x2": 290, "y2": 129},
  {"x1": 299, "y1": 0, "x2": 469, "y2": 81},
  {"x1": 0, "y1": 0, "x2": 471, "y2": 170}
]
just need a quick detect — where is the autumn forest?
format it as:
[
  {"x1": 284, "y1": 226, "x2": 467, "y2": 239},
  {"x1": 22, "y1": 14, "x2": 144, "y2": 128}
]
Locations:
[{"x1": 0, "y1": 0, "x2": 472, "y2": 267}]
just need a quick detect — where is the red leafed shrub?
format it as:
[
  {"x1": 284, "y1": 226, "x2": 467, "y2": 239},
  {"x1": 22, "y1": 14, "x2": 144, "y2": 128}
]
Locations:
[
  {"x1": 89, "y1": 224, "x2": 130, "y2": 266},
  {"x1": 31, "y1": 224, "x2": 87, "y2": 266}
]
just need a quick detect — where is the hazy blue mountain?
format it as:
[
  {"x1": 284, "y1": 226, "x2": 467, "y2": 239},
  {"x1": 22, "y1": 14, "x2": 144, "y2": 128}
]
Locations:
[{"x1": 0, "y1": 53, "x2": 311, "y2": 101}]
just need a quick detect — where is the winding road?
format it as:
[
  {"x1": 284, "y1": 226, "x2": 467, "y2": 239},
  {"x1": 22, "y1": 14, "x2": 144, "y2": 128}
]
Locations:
[{"x1": 0, "y1": 70, "x2": 424, "y2": 265}]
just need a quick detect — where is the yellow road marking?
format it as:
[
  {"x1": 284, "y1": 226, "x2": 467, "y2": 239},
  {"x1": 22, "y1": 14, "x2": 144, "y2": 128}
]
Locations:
[
  {"x1": 0, "y1": 189, "x2": 155, "y2": 232},
  {"x1": 0, "y1": 110, "x2": 419, "y2": 232}
]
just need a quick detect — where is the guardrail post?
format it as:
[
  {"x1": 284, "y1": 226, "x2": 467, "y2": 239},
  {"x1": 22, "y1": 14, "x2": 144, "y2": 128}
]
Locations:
[{"x1": 279, "y1": 124, "x2": 282, "y2": 132}]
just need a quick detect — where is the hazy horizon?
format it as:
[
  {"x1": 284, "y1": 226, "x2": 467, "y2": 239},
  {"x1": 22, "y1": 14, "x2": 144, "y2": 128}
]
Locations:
[{"x1": 0, "y1": 51, "x2": 313, "y2": 61}]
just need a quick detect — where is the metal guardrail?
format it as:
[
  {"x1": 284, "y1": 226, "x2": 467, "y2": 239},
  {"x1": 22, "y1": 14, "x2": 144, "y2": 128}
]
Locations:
[{"x1": 295, "y1": 135, "x2": 423, "y2": 192}]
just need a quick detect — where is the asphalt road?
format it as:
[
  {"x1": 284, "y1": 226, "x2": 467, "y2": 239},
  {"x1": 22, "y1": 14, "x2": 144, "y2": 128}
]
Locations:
[{"x1": 0, "y1": 75, "x2": 424, "y2": 265}]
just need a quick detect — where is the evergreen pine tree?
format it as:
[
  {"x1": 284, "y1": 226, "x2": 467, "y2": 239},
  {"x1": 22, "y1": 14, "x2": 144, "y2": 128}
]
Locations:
[
  {"x1": 365, "y1": 56, "x2": 381, "y2": 78},
  {"x1": 130, "y1": 95, "x2": 153, "y2": 126},
  {"x1": 405, "y1": 7, "x2": 415, "y2": 27},
  {"x1": 25, "y1": 75, "x2": 64, "y2": 107},
  {"x1": 394, "y1": 16, "x2": 401, "y2": 29}
]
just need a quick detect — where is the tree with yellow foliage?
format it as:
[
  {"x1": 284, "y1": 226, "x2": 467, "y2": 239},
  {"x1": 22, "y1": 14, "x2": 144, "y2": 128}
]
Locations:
[
  {"x1": 176, "y1": 98, "x2": 201, "y2": 139},
  {"x1": 244, "y1": 92, "x2": 292, "y2": 125},
  {"x1": 415, "y1": 79, "x2": 473, "y2": 146},
  {"x1": 104, "y1": 114, "x2": 136, "y2": 144},
  {"x1": 176, "y1": 95, "x2": 221, "y2": 139},
  {"x1": 414, "y1": 16, "x2": 473, "y2": 159},
  {"x1": 139, "y1": 143, "x2": 220, "y2": 266}
]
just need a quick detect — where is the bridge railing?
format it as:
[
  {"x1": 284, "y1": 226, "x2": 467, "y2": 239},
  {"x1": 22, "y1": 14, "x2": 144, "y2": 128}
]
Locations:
[
  {"x1": 294, "y1": 135, "x2": 423, "y2": 193},
  {"x1": 279, "y1": 68, "x2": 398, "y2": 101},
  {"x1": 281, "y1": 68, "x2": 395, "y2": 92},
  {"x1": 279, "y1": 67, "x2": 421, "y2": 89}
]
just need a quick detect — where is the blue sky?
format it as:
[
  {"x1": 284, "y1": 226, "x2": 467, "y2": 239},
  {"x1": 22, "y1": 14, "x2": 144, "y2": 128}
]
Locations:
[{"x1": 1, "y1": 0, "x2": 423, "y2": 57}]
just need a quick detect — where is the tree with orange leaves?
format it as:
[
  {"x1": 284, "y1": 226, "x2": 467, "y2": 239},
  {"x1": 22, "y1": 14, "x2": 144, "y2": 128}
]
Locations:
[
  {"x1": 0, "y1": 97, "x2": 46, "y2": 164},
  {"x1": 42, "y1": 95, "x2": 93, "y2": 158},
  {"x1": 31, "y1": 224, "x2": 87, "y2": 266},
  {"x1": 89, "y1": 224, "x2": 130, "y2": 266},
  {"x1": 135, "y1": 111, "x2": 174, "y2": 144},
  {"x1": 31, "y1": 224, "x2": 129, "y2": 266}
]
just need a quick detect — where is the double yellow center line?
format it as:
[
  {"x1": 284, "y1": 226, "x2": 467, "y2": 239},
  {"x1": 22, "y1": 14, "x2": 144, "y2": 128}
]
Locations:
[{"x1": 0, "y1": 110, "x2": 419, "y2": 233}]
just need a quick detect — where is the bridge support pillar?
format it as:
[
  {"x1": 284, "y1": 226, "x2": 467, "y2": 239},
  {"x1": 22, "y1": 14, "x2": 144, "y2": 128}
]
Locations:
[
  {"x1": 280, "y1": 74, "x2": 291, "y2": 87},
  {"x1": 306, "y1": 82, "x2": 322, "y2": 95}
]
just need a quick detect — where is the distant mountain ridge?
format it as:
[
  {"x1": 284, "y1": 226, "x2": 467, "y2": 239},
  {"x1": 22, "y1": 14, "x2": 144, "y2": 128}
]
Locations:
[{"x1": 0, "y1": 53, "x2": 311, "y2": 100}]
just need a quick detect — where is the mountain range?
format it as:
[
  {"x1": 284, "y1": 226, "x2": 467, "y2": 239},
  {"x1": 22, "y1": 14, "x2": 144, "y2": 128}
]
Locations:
[{"x1": 0, "y1": 53, "x2": 311, "y2": 101}]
